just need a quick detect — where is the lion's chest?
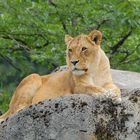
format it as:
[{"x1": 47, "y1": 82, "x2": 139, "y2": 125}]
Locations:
[
  {"x1": 80, "y1": 75, "x2": 95, "y2": 86},
  {"x1": 92, "y1": 75, "x2": 106, "y2": 87},
  {"x1": 84, "y1": 76, "x2": 104, "y2": 87}
]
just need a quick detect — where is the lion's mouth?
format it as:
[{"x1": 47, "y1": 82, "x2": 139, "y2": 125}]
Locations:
[{"x1": 72, "y1": 68, "x2": 88, "y2": 72}]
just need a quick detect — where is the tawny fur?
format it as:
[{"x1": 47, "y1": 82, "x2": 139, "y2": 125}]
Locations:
[{"x1": 0, "y1": 30, "x2": 121, "y2": 122}]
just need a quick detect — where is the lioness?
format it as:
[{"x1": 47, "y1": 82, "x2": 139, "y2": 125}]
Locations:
[{"x1": 0, "y1": 30, "x2": 121, "y2": 122}]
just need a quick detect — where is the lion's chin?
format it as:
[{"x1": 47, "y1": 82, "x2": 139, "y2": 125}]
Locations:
[
  {"x1": 72, "y1": 70, "x2": 85, "y2": 76},
  {"x1": 72, "y1": 68, "x2": 88, "y2": 76}
]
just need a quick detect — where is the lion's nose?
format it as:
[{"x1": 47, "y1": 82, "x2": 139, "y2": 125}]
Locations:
[{"x1": 71, "y1": 60, "x2": 79, "y2": 65}]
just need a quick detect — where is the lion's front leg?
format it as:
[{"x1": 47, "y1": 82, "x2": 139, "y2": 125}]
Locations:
[
  {"x1": 74, "y1": 84, "x2": 106, "y2": 96},
  {"x1": 74, "y1": 84, "x2": 121, "y2": 102}
]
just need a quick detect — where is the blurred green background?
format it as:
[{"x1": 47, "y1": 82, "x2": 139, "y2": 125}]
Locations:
[{"x1": 0, "y1": 0, "x2": 140, "y2": 113}]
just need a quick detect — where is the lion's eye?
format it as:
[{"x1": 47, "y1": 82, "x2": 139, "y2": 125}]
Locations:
[
  {"x1": 82, "y1": 47, "x2": 87, "y2": 51},
  {"x1": 68, "y1": 49, "x2": 72, "y2": 52}
]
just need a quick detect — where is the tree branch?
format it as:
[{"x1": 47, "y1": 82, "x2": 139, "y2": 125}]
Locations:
[
  {"x1": 111, "y1": 30, "x2": 132, "y2": 54},
  {"x1": 0, "y1": 35, "x2": 31, "y2": 52},
  {"x1": 48, "y1": 0, "x2": 68, "y2": 33},
  {"x1": 86, "y1": 19, "x2": 110, "y2": 31},
  {"x1": 118, "y1": 44, "x2": 140, "y2": 64},
  {"x1": 120, "y1": 57, "x2": 140, "y2": 64},
  {"x1": 0, "y1": 53, "x2": 21, "y2": 72},
  {"x1": 1, "y1": 35, "x2": 27, "y2": 46},
  {"x1": 113, "y1": 44, "x2": 140, "y2": 68},
  {"x1": 0, "y1": 31, "x2": 46, "y2": 37},
  {"x1": 48, "y1": 0, "x2": 57, "y2": 7},
  {"x1": 96, "y1": 19, "x2": 109, "y2": 30}
]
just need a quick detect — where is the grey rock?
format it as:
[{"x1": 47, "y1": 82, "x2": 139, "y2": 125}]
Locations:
[
  {"x1": 0, "y1": 89, "x2": 140, "y2": 140},
  {"x1": 111, "y1": 69, "x2": 140, "y2": 90}
]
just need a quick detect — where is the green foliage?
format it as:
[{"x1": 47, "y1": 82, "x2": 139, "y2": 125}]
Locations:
[
  {"x1": 0, "y1": 90, "x2": 12, "y2": 113},
  {"x1": 0, "y1": 0, "x2": 140, "y2": 111}
]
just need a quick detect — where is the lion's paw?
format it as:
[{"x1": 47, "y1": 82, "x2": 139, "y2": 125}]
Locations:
[{"x1": 97, "y1": 89, "x2": 122, "y2": 103}]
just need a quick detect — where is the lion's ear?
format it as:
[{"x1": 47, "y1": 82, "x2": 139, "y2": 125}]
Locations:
[
  {"x1": 65, "y1": 35, "x2": 73, "y2": 46},
  {"x1": 88, "y1": 30, "x2": 102, "y2": 46}
]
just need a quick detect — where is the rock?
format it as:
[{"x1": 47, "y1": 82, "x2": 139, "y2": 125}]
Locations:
[
  {"x1": 0, "y1": 89, "x2": 140, "y2": 140},
  {"x1": 111, "y1": 69, "x2": 140, "y2": 90}
]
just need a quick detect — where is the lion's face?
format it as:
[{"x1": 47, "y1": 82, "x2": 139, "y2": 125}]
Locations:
[{"x1": 65, "y1": 30, "x2": 102, "y2": 76}]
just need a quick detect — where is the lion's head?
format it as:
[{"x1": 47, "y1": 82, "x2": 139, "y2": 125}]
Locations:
[{"x1": 65, "y1": 30, "x2": 102, "y2": 76}]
